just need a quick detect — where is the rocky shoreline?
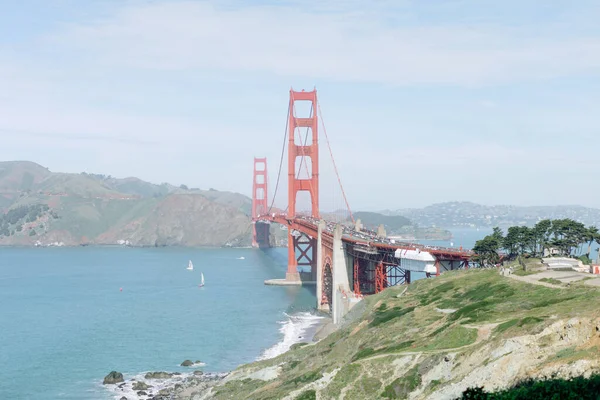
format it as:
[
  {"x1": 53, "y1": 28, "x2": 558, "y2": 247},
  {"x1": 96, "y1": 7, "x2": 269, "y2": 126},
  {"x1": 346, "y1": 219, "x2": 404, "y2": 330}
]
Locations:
[
  {"x1": 103, "y1": 316, "x2": 335, "y2": 400},
  {"x1": 104, "y1": 369, "x2": 228, "y2": 400}
]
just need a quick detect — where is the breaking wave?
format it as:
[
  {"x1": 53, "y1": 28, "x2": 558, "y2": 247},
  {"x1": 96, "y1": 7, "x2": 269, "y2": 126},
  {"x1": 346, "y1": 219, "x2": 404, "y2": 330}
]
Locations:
[{"x1": 257, "y1": 312, "x2": 324, "y2": 361}]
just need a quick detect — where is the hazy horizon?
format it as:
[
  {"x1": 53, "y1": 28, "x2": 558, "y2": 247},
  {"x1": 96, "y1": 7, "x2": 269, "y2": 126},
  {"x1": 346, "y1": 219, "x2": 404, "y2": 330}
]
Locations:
[
  {"x1": 1, "y1": 1, "x2": 599, "y2": 211},
  {"x1": 4, "y1": 159, "x2": 600, "y2": 213}
]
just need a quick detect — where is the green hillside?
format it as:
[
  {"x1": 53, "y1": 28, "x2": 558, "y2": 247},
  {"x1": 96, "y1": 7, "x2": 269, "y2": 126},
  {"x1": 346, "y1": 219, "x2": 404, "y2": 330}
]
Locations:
[{"x1": 196, "y1": 269, "x2": 600, "y2": 399}]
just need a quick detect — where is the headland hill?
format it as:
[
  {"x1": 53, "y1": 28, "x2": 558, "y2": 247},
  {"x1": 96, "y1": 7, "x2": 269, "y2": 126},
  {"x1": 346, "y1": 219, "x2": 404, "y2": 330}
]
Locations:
[{"x1": 0, "y1": 161, "x2": 450, "y2": 247}]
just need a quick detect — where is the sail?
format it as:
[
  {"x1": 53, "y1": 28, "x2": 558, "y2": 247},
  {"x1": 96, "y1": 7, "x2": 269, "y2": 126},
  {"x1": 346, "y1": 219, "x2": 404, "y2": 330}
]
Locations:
[
  {"x1": 187, "y1": 260, "x2": 193, "y2": 270},
  {"x1": 200, "y1": 272, "x2": 205, "y2": 286}
]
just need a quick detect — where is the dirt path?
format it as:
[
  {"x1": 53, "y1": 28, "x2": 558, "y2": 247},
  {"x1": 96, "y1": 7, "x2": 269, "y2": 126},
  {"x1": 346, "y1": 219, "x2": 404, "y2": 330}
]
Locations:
[{"x1": 506, "y1": 273, "x2": 564, "y2": 289}]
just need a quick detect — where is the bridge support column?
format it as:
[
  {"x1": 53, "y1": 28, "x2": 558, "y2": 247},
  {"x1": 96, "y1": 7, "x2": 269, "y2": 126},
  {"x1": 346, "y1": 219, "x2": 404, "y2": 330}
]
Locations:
[
  {"x1": 316, "y1": 220, "x2": 327, "y2": 311},
  {"x1": 332, "y1": 224, "x2": 353, "y2": 324},
  {"x1": 286, "y1": 232, "x2": 316, "y2": 282},
  {"x1": 286, "y1": 230, "x2": 300, "y2": 281}
]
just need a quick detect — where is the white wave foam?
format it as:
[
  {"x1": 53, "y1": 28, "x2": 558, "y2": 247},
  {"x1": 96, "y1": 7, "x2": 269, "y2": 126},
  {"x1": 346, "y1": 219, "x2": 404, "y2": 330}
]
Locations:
[{"x1": 257, "y1": 312, "x2": 324, "y2": 361}]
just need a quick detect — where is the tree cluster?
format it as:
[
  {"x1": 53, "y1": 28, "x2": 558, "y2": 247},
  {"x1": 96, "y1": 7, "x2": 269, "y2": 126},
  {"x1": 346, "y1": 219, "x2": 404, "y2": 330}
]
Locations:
[
  {"x1": 0, "y1": 204, "x2": 56, "y2": 237},
  {"x1": 473, "y1": 219, "x2": 600, "y2": 267}
]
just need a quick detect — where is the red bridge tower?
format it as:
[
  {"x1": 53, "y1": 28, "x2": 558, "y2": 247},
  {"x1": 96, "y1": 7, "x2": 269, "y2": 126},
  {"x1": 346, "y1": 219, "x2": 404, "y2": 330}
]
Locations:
[
  {"x1": 286, "y1": 89, "x2": 319, "y2": 281},
  {"x1": 252, "y1": 157, "x2": 269, "y2": 248}
]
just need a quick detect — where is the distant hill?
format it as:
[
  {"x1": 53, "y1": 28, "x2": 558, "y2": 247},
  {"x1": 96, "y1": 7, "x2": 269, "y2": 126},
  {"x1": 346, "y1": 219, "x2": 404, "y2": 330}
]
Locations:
[
  {"x1": 393, "y1": 201, "x2": 600, "y2": 229},
  {"x1": 352, "y1": 211, "x2": 411, "y2": 233},
  {"x1": 0, "y1": 161, "x2": 253, "y2": 247},
  {"x1": 345, "y1": 211, "x2": 451, "y2": 240}
]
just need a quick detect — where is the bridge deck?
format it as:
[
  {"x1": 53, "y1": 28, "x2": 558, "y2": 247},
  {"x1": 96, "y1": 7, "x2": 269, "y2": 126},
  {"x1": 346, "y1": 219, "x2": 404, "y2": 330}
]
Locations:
[{"x1": 256, "y1": 214, "x2": 473, "y2": 259}]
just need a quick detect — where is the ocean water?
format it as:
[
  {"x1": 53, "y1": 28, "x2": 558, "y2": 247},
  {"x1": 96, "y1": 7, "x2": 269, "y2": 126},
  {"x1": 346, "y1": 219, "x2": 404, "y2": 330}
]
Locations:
[{"x1": 0, "y1": 247, "x2": 320, "y2": 399}]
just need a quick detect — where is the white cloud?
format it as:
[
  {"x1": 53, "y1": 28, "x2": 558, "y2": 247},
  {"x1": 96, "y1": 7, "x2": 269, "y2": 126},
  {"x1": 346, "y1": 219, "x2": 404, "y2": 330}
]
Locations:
[{"x1": 47, "y1": 1, "x2": 600, "y2": 86}]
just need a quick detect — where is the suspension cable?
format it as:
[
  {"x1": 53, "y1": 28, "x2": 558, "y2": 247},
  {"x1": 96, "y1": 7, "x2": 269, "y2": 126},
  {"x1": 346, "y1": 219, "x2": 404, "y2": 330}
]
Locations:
[
  {"x1": 318, "y1": 102, "x2": 354, "y2": 223},
  {"x1": 267, "y1": 100, "x2": 290, "y2": 213}
]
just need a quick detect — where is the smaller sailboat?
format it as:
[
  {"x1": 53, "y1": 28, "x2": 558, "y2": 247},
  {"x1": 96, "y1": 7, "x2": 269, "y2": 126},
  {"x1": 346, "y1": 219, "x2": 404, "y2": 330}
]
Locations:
[
  {"x1": 187, "y1": 260, "x2": 194, "y2": 271},
  {"x1": 199, "y1": 272, "x2": 205, "y2": 287}
]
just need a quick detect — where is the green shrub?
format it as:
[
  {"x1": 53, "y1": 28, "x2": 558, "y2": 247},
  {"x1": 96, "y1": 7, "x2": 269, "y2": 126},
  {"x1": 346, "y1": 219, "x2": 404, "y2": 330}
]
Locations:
[
  {"x1": 381, "y1": 366, "x2": 421, "y2": 399},
  {"x1": 290, "y1": 370, "x2": 322, "y2": 386},
  {"x1": 459, "y1": 374, "x2": 600, "y2": 399},
  {"x1": 352, "y1": 347, "x2": 376, "y2": 361},
  {"x1": 370, "y1": 306, "x2": 415, "y2": 327},
  {"x1": 295, "y1": 389, "x2": 316, "y2": 400}
]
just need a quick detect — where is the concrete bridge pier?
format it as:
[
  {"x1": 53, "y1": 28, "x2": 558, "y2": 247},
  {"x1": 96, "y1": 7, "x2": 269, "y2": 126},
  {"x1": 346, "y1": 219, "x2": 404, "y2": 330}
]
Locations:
[
  {"x1": 332, "y1": 224, "x2": 358, "y2": 324},
  {"x1": 316, "y1": 220, "x2": 327, "y2": 312}
]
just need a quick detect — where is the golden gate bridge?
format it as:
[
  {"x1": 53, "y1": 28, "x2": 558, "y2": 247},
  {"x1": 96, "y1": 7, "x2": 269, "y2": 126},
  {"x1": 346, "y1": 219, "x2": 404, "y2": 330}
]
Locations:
[{"x1": 251, "y1": 89, "x2": 473, "y2": 323}]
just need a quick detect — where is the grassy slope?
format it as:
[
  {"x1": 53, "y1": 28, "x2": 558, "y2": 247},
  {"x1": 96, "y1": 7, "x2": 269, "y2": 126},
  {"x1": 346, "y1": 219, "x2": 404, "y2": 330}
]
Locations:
[
  {"x1": 210, "y1": 269, "x2": 600, "y2": 400},
  {"x1": 0, "y1": 161, "x2": 51, "y2": 192},
  {"x1": 49, "y1": 196, "x2": 159, "y2": 241}
]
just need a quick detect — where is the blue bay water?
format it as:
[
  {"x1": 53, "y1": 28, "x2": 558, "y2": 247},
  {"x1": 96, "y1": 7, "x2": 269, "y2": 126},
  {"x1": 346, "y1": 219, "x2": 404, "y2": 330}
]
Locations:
[{"x1": 0, "y1": 247, "x2": 316, "y2": 399}]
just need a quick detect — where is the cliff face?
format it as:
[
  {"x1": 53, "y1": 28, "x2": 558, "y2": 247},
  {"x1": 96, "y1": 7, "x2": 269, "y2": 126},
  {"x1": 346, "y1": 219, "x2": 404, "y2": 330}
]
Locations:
[
  {"x1": 187, "y1": 269, "x2": 600, "y2": 399},
  {"x1": 0, "y1": 161, "x2": 252, "y2": 247}
]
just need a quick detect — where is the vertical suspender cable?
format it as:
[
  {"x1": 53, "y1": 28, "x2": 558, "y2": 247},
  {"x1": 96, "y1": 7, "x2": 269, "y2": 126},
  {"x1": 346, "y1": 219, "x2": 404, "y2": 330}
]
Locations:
[
  {"x1": 267, "y1": 101, "x2": 290, "y2": 213},
  {"x1": 318, "y1": 103, "x2": 354, "y2": 224}
]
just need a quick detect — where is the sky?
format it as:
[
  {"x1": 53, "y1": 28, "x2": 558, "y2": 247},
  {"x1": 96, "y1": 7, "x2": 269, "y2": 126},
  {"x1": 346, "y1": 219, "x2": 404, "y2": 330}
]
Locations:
[{"x1": 1, "y1": 0, "x2": 599, "y2": 211}]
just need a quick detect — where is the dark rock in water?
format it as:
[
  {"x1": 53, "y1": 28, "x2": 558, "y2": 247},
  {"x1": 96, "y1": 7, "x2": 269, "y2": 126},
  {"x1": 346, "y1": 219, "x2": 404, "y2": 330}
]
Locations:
[
  {"x1": 144, "y1": 371, "x2": 174, "y2": 379},
  {"x1": 119, "y1": 397, "x2": 127, "y2": 400},
  {"x1": 103, "y1": 371, "x2": 124, "y2": 384},
  {"x1": 181, "y1": 359, "x2": 194, "y2": 367},
  {"x1": 173, "y1": 372, "x2": 182, "y2": 376},
  {"x1": 195, "y1": 360, "x2": 202, "y2": 364},
  {"x1": 137, "y1": 391, "x2": 147, "y2": 396},
  {"x1": 193, "y1": 370, "x2": 204, "y2": 376},
  {"x1": 150, "y1": 395, "x2": 170, "y2": 400},
  {"x1": 132, "y1": 381, "x2": 151, "y2": 390}
]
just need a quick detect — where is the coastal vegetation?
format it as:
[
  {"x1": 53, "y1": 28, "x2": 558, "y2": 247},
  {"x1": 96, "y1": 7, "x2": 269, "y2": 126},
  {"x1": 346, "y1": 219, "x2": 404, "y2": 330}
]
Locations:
[
  {"x1": 174, "y1": 268, "x2": 600, "y2": 399},
  {"x1": 472, "y1": 219, "x2": 600, "y2": 267},
  {"x1": 0, "y1": 203, "x2": 54, "y2": 237},
  {"x1": 459, "y1": 374, "x2": 600, "y2": 399}
]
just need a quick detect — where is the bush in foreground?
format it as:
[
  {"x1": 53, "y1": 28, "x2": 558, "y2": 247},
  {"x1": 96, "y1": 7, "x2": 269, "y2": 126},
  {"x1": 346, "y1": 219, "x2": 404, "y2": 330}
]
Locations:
[{"x1": 458, "y1": 374, "x2": 600, "y2": 399}]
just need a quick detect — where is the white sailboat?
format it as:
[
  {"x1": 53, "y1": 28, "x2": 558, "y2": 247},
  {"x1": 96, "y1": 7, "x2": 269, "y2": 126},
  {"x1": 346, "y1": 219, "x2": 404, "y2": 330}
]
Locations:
[
  {"x1": 199, "y1": 272, "x2": 205, "y2": 287},
  {"x1": 187, "y1": 260, "x2": 194, "y2": 271}
]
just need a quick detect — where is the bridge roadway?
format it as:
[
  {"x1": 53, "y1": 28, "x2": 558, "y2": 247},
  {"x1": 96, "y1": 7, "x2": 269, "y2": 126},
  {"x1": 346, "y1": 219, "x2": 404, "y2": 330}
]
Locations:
[{"x1": 257, "y1": 213, "x2": 473, "y2": 266}]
